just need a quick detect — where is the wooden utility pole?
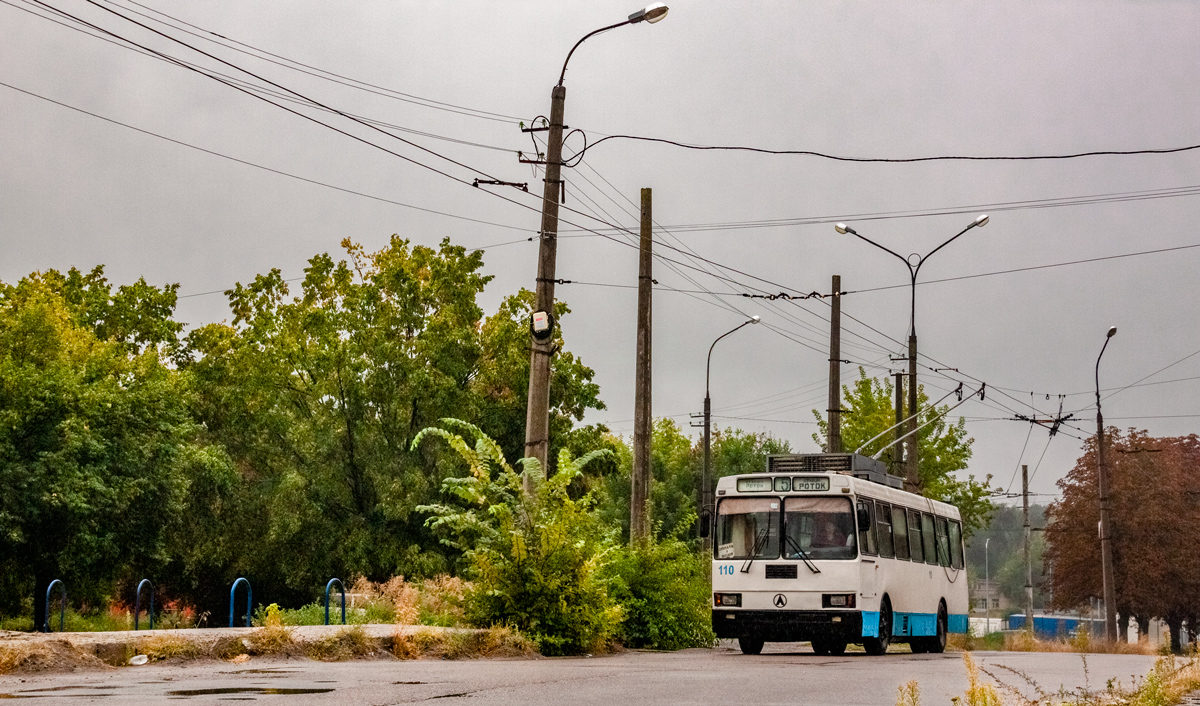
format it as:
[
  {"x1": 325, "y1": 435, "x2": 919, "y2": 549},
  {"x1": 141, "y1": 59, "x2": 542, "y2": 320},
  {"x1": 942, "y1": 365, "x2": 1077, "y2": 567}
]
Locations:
[
  {"x1": 1023, "y1": 464, "x2": 1034, "y2": 631},
  {"x1": 523, "y1": 85, "x2": 566, "y2": 476},
  {"x1": 630, "y1": 188, "x2": 653, "y2": 543},
  {"x1": 827, "y1": 275, "x2": 843, "y2": 453},
  {"x1": 893, "y1": 372, "x2": 905, "y2": 476}
]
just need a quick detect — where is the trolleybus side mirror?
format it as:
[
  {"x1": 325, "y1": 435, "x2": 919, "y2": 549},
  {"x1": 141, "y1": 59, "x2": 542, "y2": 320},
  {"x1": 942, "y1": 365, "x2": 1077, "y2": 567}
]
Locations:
[
  {"x1": 699, "y1": 508, "x2": 712, "y2": 538},
  {"x1": 856, "y1": 505, "x2": 871, "y2": 530}
]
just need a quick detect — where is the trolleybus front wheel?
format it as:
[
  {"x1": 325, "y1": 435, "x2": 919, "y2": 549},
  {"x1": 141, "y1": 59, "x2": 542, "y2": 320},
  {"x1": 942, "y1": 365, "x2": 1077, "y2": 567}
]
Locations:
[
  {"x1": 863, "y1": 596, "x2": 893, "y2": 656},
  {"x1": 811, "y1": 638, "x2": 847, "y2": 656},
  {"x1": 737, "y1": 636, "x2": 765, "y2": 655}
]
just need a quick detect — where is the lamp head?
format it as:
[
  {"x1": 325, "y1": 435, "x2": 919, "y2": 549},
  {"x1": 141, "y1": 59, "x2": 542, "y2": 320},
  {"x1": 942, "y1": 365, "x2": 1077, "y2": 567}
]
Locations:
[
  {"x1": 749, "y1": 315, "x2": 761, "y2": 324},
  {"x1": 834, "y1": 223, "x2": 851, "y2": 235},
  {"x1": 974, "y1": 214, "x2": 990, "y2": 228},
  {"x1": 628, "y1": 2, "x2": 668, "y2": 23},
  {"x1": 1107, "y1": 326, "x2": 1117, "y2": 338}
]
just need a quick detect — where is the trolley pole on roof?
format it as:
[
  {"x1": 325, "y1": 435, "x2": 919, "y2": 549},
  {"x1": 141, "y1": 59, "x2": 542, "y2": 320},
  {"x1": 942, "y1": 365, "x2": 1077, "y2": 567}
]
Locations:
[
  {"x1": 630, "y1": 188, "x2": 653, "y2": 543},
  {"x1": 826, "y1": 275, "x2": 843, "y2": 453}
]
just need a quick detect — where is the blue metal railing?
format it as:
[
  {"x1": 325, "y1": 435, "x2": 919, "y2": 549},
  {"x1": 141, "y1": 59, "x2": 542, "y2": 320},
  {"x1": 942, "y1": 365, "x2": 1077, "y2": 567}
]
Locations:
[
  {"x1": 134, "y1": 579, "x2": 154, "y2": 630},
  {"x1": 44, "y1": 580, "x2": 66, "y2": 633},
  {"x1": 229, "y1": 577, "x2": 252, "y2": 628},
  {"x1": 324, "y1": 578, "x2": 345, "y2": 625}
]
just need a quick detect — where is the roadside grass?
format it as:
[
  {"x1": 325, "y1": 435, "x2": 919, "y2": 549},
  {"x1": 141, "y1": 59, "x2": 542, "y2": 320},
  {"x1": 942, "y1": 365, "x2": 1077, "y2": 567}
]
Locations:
[
  {"x1": 253, "y1": 575, "x2": 468, "y2": 628},
  {"x1": 305, "y1": 626, "x2": 376, "y2": 661},
  {"x1": 391, "y1": 625, "x2": 535, "y2": 660},
  {"x1": 1, "y1": 606, "x2": 197, "y2": 633},
  {"x1": 949, "y1": 630, "x2": 1156, "y2": 655},
  {"x1": 897, "y1": 652, "x2": 1200, "y2": 706}
]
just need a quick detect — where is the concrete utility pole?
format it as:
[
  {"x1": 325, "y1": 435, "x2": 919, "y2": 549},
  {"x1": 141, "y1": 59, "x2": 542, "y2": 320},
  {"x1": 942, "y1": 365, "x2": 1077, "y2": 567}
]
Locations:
[
  {"x1": 827, "y1": 275, "x2": 843, "y2": 453},
  {"x1": 630, "y1": 188, "x2": 653, "y2": 543},
  {"x1": 1024, "y1": 464, "x2": 1033, "y2": 632},
  {"x1": 522, "y1": 5, "x2": 670, "y2": 476},
  {"x1": 893, "y1": 372, "x2": 905, "y2": 476},
  {"x1": 523, "y1": 84, "x2": 566, "y2": 475},
  {"x1": 834, "y1": 215, "x2": 989, "y2": 491},
  {"x1": 908, "y1": 334, "x2": 919, "y2": 487}
]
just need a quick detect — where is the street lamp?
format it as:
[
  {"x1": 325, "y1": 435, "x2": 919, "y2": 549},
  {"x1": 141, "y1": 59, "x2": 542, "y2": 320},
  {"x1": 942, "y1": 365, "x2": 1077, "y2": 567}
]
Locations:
[
  {"x1": 834, "y1": 215, "x2": 989, "y2": 489},
  {"x1": 1096, "y1": 325, "x2": 1118, "y2": 641},
  {"x1": 985, "y1": 537, "x2": 991, "y2": 634},
  {"x1": 699, "y1": 315, "x2": 761, "y2": 549},
  {"x1": 524, "y1": 5, "x2": 670, "y2": 473}
]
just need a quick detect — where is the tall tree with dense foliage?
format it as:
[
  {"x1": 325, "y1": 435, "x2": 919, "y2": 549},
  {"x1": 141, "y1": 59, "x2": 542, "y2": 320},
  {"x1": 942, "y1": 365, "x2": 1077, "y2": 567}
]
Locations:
[
  {"x1": 1045, "y1": 430, "x2": 1200, "y2": 651},
  {"x1": 811, "y1": 368, "x2": 993, "y2": 536},
  {"x1": 176, "y1": 237, "x2": 605, "y2": 609},
  {"x1": 0, "y1": 268, "x2": 232, "y2": 628}
]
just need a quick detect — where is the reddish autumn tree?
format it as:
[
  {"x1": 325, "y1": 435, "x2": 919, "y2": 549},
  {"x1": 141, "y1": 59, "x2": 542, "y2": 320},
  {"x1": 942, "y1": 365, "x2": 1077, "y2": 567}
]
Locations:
[{"x1": 1045, "y1": 430, "x2": 1200, "y2": 652}]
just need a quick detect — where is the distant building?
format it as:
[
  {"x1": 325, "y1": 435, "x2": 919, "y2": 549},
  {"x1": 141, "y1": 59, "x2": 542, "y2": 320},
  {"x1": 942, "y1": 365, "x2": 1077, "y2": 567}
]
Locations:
[{"x1": 969, "y1": 579, "x2": 1012, "y2": 614}]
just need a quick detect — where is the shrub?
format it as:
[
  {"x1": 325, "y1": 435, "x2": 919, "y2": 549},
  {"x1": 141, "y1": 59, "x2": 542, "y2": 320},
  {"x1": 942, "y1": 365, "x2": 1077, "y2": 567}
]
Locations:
[
  {"x1": 607, "y1": 532, "x2": 716, "y2": 650},
  {"x1": 415, "y1": 419, "x2": 620, "y2": 655}
]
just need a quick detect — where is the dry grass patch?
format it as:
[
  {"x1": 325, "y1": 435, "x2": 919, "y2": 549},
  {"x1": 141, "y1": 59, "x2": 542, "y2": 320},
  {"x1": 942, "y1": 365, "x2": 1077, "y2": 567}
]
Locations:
[
  {"x1": 391, "y1": 626, "x2": 534, "y2": 660},
  {"x1": 132, "y1": 633, "x2": 200, "y2": 662},
  {"x1": 305, "y1": 626, "x2": 377, "y2": 661},
  {"x1": 949, "y1": 630, "x2": 1156, "y2": 655},
  {"x1": 0, "y1": 640, "x2": 108, "y2": 674}
]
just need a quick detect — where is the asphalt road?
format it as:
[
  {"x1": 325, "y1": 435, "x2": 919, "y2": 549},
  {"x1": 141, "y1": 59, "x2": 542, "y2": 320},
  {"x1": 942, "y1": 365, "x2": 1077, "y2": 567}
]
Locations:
[{"x1": 0, "y1": 641, "x2": 1160, "y2": 705}]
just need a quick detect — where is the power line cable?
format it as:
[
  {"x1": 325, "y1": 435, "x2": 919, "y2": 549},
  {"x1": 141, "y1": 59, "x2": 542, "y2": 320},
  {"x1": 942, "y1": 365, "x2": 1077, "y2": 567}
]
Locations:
[
  {"x1": 0, "y1": 80, "x2": 536, "y2": 235},
  {"x1": 565, "y1": 132, "x2": 1200, "y2": 165},
  {"x1": 105, "y1": 0, "x2": 525, "y2": 123}
]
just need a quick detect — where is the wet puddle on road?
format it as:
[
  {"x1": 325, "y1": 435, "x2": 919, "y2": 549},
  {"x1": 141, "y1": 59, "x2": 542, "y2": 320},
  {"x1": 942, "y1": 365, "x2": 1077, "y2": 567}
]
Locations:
[{"x1": 166, "y1": 687, "x2": 334, "y2": 697}]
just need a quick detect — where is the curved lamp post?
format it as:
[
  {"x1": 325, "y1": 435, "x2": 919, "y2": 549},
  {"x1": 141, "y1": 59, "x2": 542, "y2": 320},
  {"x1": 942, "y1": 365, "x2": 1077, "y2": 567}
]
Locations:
[
  {"x1": 524, "y1": 5, "x2": 670, "y2": 475},
  {"x1": 700, "y1": 315, "x2": 761, "y2": 549},
  {"x1": 834, "y1": 215, "x2": 989, "y2": 488},
  {"x1": 1096, "y1": 325, "x2": 1117, "y2": 640}
]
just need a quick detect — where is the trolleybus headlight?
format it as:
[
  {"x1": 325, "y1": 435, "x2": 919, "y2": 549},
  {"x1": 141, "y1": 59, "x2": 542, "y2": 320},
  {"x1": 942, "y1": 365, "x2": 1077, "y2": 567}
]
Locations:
[
  {"x1": 714, "y1": 592, "x2": 742, "y2": 607},
  {"x1": 822, "y1": 593, "x2": 856, "y2": 608}
]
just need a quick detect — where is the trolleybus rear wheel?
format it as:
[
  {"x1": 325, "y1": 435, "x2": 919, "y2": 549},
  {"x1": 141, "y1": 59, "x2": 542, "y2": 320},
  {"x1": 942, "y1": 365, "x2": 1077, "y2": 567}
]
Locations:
[
  {"x1": 738, "y1": 636, "x2": 765, "y2": 655},
  {"x1": 863, "y1": 596, "x2": 893, "y2": 656},
  {"x1": 911, "y1": 601, "x2": 948, "y2": 654}
]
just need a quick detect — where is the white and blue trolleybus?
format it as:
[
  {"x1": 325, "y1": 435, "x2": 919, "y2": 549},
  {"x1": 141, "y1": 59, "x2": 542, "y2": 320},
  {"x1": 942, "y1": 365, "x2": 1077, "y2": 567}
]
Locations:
[{"x1": 711, "y1": 453, "x2": 969, "y2": 655}]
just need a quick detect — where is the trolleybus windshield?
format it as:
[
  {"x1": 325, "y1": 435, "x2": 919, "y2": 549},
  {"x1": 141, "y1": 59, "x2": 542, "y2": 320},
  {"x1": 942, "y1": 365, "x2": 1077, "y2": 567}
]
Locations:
[
  {"x1": 716, "y1": 498, "x2": 780, "y2": 560},
  {"x1": 783, "y1": 497, "x2": 857, "y2": 560}
]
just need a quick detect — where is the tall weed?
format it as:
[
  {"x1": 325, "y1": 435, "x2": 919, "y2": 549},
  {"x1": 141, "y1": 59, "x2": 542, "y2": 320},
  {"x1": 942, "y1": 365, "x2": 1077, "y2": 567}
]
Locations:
[
  {"x1": 607, "y1": 530, "x2": 716, "y2": 650},
  {"x1": 415, "y1": 419, "x2": 621, "y2": 655}
]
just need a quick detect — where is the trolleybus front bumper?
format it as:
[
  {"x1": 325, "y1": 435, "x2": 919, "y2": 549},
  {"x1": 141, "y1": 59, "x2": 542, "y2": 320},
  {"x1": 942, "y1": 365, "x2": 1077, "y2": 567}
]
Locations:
[{"x1": 712, "y1": 610, "x2": 863, "y2": 642}]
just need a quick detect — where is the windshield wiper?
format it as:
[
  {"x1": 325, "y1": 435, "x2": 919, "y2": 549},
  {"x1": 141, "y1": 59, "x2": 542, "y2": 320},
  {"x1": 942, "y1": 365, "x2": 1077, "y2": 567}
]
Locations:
[
  {"x1": 740, "y1": 528, "x2": 770, "y2": 573},
  {"x1": 784, "y1": 535, "x2": 821, "y2": 574}
]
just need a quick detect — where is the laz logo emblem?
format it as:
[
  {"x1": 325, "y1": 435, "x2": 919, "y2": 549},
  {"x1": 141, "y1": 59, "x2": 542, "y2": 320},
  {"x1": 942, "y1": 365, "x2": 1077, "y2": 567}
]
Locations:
[{"x1": 773, "y1": 594, "x2": 787, "y2": 608}]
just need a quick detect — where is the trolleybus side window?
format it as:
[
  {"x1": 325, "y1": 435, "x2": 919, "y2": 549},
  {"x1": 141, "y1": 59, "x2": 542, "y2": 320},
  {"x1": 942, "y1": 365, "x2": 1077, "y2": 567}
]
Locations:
[
  {"x1": 934, "y1": 516, "x2": 951, "y2": 567},
  {"x1": 907, "y1": 509, "x2": 924, "y2": 563},
  {"x1": 948, "y1": 519, "x2": 964, "y2": 569},
  {"x1": 855, "y1": 500, "x2": 877, "y2": 555},
  {"x1": 921, "y1": 513, "x2": 938, "y2": 566},
  {"x1": 874, "y1": 501, "x2": 895, "y2": 558},
  {"x1": 716, "y1": 498, "x2": 780, "y2": 560},
  {"x1": 891, "y1": 505, "x2": 910, "y2": 560},
  {"x1": 783, "y1": 497, "x2": 856, "y2": 561}
]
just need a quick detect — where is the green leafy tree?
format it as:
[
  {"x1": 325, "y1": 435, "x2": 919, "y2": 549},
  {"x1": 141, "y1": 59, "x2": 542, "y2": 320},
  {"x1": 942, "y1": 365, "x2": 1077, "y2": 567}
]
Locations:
[
  {"x1": 598, "y1": 421, "x2": 791, "y2": 543},
  {"x1": 414, "y1": 419, "x2": 619, "y2": 655},
  {"x1": 0, "y1": 270, "x2": 230, "y2": 627},
  {"x1": 178, "y1": 237, "x2": 606, "y2": 610},
  {"x1": 812, "y1": 368, "x2": 993, "y2": 536}
]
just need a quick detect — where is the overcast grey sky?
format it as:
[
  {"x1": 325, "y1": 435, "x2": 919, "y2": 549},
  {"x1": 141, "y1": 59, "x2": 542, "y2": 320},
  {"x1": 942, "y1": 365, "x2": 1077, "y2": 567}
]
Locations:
[{"x1": 3, "y1": 1, "x2": 1199, "y2": 503}]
